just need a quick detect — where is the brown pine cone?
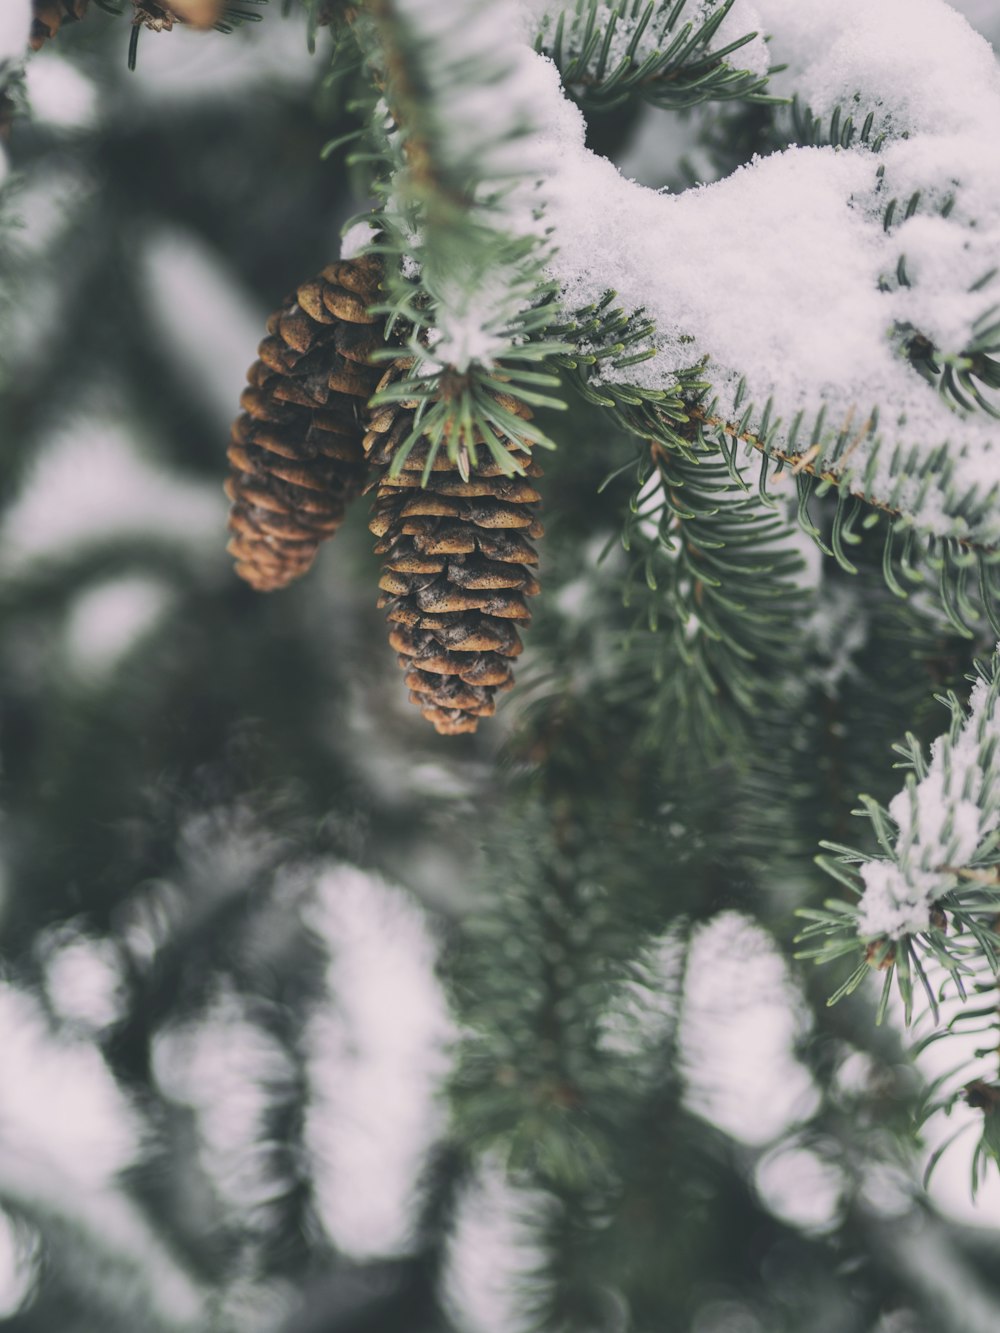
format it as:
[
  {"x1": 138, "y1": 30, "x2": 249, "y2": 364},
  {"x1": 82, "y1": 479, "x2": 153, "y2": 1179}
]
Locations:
[
  {"x1": 364, "y1": 364, "x2": 542, "y2": 736},
  {"x1": 29, "y1": 0, "x2": 89, "y2": 49},
  {"x1": 226, "y1": 255, "x2": 384, "y2": 592}
]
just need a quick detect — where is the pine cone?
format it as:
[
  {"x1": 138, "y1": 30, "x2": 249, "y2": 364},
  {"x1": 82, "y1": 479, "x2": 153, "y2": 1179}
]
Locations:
[
  {"x1": 29, "y1": 0, "x2": 89, "y2": 49},
  {"x1": 226, "y1": 255, "x2": 384, "y2": 592},
  {"x1": 365, "y1": 365, "x2": 542, "y2": 735}
]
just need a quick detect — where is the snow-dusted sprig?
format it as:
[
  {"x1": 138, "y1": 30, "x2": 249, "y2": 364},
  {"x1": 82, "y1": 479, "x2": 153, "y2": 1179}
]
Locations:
[
  {"x1": 346, "y1": 0, "x2": 573, "y2": 468},
  {"x1": 798, "y1": 647, "x2": 1000, "y2": 1012},
  {"x1": 535, "y1": 0, "x2": 776, "y2": 112},
  {"x1": 774, "y1": 94, "x2": 888, "y2": 154}
]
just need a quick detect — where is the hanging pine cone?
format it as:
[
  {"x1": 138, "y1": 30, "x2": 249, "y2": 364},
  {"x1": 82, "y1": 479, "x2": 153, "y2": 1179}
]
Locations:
[
  {"x1": 226, "y1": 255, "x2": 384, "y2": 592},
  {"x1": 29, "y1": 0, "x2": 89, "y2": 49},
  {"x1": 364, "y1": 364, "x2": 543, "y2": 736}
]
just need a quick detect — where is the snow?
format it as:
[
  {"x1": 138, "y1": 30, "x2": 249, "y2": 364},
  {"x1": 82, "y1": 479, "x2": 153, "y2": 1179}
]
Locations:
[
  {"x1": 379, "y1": 0, "x2": 564, "y2": 371},
  {"x1": 0, "y1": 982, "x2": 142, "y2": 1190},
  {"x1": 63, "y1": 576, "x2": 174, "y2": 679},
  {"x1": 442, "y1": 1158, "x2": 554, "y2": 1333},
  {"x1": 681, "y1": 913, "x2": 820, "y2": 1145},
  {"x1": 471, "y1": 0, "x2": 1000, "y2": 543},
  {"x1": 0, "y1": 0, "x2": 29, "y2": 64},
  {"x1": 758, "y1": 0, "x2": 1000, "y2": 137},
  {"x1": 41, "y1": 927, "x2": 127, "y2": 1033},
  {"x1": 0, "y1": 0, "x2": 29, "y2": 187},
  {"x1": 0, "y1": 421, "x2": 226, "y2": 571},
  {"x1": 0, "y1": 1209, "x2": 38, "y2": 1319},
  {"x1": 23, "y1": 54, "x2": 98, "y2": 128},
  {"x1": 857, "y1": 650, "x2": 1000, "y2": 939},
  {"x1": 141, "y1": 228, "x2": 266, "y2": 423},
  {"x1": 152, "y1": 990, "x2": 296, "y2": 1222},
  {"x1": 303, "y1": 865, "x2": 453, "y2": 1259}
]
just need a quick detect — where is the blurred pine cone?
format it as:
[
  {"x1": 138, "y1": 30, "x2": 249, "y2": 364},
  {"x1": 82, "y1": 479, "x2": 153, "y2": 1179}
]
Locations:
[
  {"x1": 226, "y1": 255, "x2": 384, "y2": 592},
  {"x1": 365, "y1": 364, "x2": 542, "y2": 736},
  {"x1": 29, "y1": 0, "x2": 89, "y2": 49}
]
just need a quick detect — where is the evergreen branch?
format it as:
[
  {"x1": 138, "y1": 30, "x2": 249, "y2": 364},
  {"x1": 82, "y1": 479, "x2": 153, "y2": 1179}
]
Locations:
[
  {"x1": 344, "y1": 0, "x2": 571, "y2": 467},
  {"x1": 536, "y1": 0, "x2": 777, "y2": 112},
  {"x1": 542, "y1": 293, "x2": 1000, "y2": 632},
  {"x1": 902, "y1": 303, "x2": 1000, "y2": 423},
  {"x1": 609, "y1": 434, "x2": 806, "y2": 756},
  {"x1": 797, "y1": 648, "x2": 1000, "y2": 1180},
  {"x1": 683, "y1": 396, "x2": 1000, "y2": 633}
]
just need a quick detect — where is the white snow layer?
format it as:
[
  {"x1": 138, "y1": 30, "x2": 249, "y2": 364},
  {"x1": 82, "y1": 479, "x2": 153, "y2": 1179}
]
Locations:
[
  {"x1": 0, "y1": 0, "x2": 29, "y2": 63},
  {"x1": 464, "y1": 0, "x2": 1000, "y2": 542},
  {"x1": 0, "y1": 0, "x2": 29, "y2": 186},
  {"x1": 857, "y1": 651, "x2": 1000, "y2": 939},
  {"x1": 303, "y1": 865, "x2": 453, "y2": 1259}
]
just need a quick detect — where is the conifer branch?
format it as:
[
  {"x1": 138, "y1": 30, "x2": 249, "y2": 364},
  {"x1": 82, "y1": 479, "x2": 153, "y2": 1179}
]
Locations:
[
  {"x1": 345, "y1": 0, "x2": 570, "y2": 467},
  {"x1": 798, "y1": 647, "x2": 1000, "y2": 1182},
  {"x1": 612, "y1": 435, "x2": 805, "y2": 755},
  {"x1": 536, "y1": 0, "x2": 777, "y2": 112}
]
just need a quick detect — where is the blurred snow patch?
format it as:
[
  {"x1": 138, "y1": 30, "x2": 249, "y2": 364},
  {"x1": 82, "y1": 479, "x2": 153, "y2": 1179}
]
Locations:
[
  {"x1": 443, "y1": 1158, "x2": 555, "y2": 1333},
  {"x1": 304, "y1": 864, "x2": 454, "y2": 1259},
  {"x1": 0, "y1": 0, "x2": 29, "y2": 62},
  {"x1": 754, "y1": 1140, "x2": 845, "y2": 1233},
  {"x1": 40, "y1": 925, "x2": 127, "y2": 1033},
  {"x1": 681, "y1": 913, "x2": 820, "y2": 1145},
  {"x1": 153, "y1": 989, "x2": 295, "y2": 1223},
  {"x1": 115, "y1": 15, "x2": 315, "y2": 101},
  {"x1": 12, "y1": 167, "x2": 95, "y2": 254},
  {"x1": 142, "y1": 229, "x2": 265, "y2": 421},
  {"x1": 341, "y1": 220, "x2": 377, "y2": 260},
  {"x1": 0, "y1": 982, "x2": 142, "y2": 1189},
  {"x1": 0, "y1": 421, "x2": 224, "y2": 569},
  {"x1": 23, "y1": 53, "x2": 97, "y2": 128},
  {"x1": 599, "y1": 927, "x2": 686, "y2": 1061},
  {"x1": 0, "y1": 1208, "x2": 39, "y2": 1319},
  {"x1": 64, "y1": 575, "x2": 174, "y2": 678}
]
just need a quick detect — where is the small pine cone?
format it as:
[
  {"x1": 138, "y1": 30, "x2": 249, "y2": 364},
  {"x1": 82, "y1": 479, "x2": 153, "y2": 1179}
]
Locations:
[
  {"x1": 226, "y1": 255, "x2": 384, "y2": 592},
  {"x1": 365, "y1": 365, "x2": 543, "y2": 736},
  {"x1": 29, "y1": 0, "x2": 89, "y2": 49}
]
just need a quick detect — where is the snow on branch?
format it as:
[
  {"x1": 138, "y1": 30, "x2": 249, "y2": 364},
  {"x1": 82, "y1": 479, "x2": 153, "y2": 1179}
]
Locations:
[
  {"x1": 498, "y1": 0, "x2": 1000, "y2": 545},
  {"x1": 798, "y1": 649, "x2": 1000, "y2": 1028},
  {"x1": 532, "y1": 0, "x2": 772, "y2": 111},
  {"x1": 855, "y1": 648, "x2": 1000, "y2": 941},
  {"x1": 359, "y1": 0, "x2": 563, "y2": 373}
]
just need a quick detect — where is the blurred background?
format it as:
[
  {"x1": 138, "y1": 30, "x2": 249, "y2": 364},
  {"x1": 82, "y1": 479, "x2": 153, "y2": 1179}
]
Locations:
[{"x1": 2, "y1": 3, "x2": 1000, "y2": 1331}]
